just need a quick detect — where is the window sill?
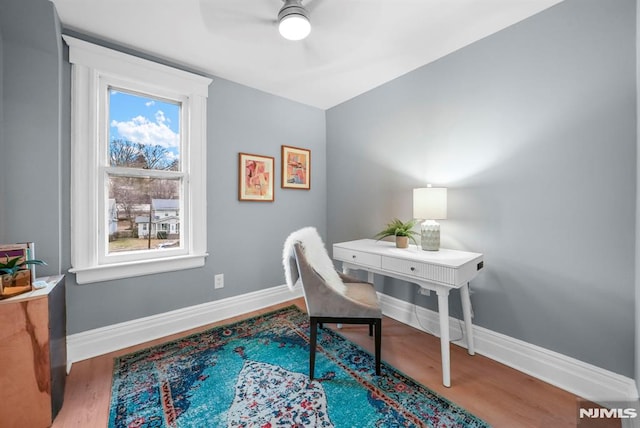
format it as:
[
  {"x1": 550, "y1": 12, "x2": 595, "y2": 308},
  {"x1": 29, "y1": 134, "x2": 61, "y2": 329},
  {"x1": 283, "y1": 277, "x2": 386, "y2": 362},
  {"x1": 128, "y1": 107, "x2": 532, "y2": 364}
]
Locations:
[{"x1": 69, "y1": 253, "x2": 208, "y2": 284}]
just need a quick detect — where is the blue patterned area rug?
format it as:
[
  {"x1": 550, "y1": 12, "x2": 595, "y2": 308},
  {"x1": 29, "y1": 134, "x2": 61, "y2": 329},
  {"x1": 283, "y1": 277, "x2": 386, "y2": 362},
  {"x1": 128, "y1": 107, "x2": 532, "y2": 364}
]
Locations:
[{"x1": 108, "y1": 305, "x2": 490, "y2": 427}]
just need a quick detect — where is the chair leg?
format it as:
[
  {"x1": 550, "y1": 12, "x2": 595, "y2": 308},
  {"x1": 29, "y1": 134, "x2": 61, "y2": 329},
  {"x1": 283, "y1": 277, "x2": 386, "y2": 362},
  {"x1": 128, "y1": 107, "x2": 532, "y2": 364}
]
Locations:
[
  {"x1": 309, "y1": 318, "x2": 318, "y2": 380},
  {"x1": 374, "y1": 319, "x2": 381, "y2": 375}
]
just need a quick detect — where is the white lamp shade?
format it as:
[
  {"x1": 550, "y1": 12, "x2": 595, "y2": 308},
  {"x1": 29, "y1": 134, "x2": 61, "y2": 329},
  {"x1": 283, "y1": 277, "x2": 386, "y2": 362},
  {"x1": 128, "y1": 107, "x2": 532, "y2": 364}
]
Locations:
[
  {"x1": 279, "y1": 14, "x2": 311, "y2": 40},
  {"x1": 413, "y1": 187, "x2": 447, "y2": 220}
]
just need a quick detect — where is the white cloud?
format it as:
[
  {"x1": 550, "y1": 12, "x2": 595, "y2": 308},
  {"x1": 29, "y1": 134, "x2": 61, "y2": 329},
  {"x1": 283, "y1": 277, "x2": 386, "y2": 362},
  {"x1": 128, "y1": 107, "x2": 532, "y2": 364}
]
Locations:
[
  {"x1": 110, "y1": 111, "x2": 179, "y2": 149},
  {"x1": 145, "y1": 100, "x2": 155, "y2": 107},
  {"x1": 155, "y1": 110, "x2": 170, "y2": 124}
]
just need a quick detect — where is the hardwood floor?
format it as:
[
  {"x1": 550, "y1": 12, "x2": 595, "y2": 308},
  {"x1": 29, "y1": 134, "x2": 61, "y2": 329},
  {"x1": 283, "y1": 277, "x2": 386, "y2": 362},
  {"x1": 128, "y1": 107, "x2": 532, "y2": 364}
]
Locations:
[{"x1": 52, "y1": 298, "x2": 612, "y2": 428}]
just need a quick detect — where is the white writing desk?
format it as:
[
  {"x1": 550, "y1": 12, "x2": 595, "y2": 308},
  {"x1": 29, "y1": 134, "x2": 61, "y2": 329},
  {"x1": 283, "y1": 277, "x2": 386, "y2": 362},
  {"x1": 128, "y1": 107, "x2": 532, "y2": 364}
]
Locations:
[{"x1": 333, "y1": 239, "x2": 484, "y2": 387}]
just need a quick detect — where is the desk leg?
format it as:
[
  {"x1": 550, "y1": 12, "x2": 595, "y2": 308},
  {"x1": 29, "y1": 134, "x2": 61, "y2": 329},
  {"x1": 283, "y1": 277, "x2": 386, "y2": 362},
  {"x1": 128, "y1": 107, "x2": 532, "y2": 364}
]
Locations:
[
  {"x1": 436, "y1": 289, "x2": 451, "y2": 387},
  {"x1": 460, "y1": 283, "x2": 475, "y2": 356}
]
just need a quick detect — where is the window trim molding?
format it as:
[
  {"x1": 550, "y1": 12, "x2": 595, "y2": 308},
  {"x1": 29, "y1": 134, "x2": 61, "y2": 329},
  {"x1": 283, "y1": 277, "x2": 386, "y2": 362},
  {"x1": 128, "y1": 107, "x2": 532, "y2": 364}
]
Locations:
[{"x1": 64, "y1": 36, "x2": 212, "y2": 284}]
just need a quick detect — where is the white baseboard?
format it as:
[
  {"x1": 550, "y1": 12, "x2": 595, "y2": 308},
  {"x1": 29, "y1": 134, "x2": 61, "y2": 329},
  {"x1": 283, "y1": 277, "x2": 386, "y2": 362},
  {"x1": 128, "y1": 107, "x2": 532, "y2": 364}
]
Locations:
[
  {"x1": 378, "y1": 293, "x2": 639, "y2": 404},
  {"x1": 66, "y1": 286, "x2": 638, "y2": 406},
  {"x1": 66, "y1": 284, "x2": 303, "y2": 371}
]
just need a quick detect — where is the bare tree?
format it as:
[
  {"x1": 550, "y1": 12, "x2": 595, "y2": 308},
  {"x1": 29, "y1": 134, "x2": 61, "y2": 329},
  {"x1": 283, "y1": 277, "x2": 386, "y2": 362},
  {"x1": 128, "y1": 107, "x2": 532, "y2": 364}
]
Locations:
[
  {"x1": 138, "y1": 143, "x2": 178, "y2": 170},
  {"x1": 110, "y1": 139, "x2": 144, "y2": 168},
  {"x1": 110, "y1": 139, "x2": 178, "y2": 170},
  {"x1": 149, "y1": 179, "x2": 179, "y2": 199}
]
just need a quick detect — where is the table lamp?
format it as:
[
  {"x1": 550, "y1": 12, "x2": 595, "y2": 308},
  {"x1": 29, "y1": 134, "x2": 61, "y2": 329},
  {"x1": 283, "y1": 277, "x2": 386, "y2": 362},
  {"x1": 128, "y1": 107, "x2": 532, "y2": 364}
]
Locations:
[{"x1": 413, "y1": 186, "x2": 447, "y2": 251}]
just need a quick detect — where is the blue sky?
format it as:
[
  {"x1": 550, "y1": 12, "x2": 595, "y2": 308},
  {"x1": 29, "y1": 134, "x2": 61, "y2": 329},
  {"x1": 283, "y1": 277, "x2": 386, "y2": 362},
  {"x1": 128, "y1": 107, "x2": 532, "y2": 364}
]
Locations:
[{"x1": 109, "y1": 89, "x2": 181, "y2": 161}]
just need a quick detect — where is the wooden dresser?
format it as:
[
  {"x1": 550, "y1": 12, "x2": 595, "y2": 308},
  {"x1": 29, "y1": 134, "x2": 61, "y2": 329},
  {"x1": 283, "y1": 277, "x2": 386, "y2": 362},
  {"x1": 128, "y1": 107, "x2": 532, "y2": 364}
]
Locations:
[{"x1": 0, "y1": 275, "x2": 66, "y2": 428}]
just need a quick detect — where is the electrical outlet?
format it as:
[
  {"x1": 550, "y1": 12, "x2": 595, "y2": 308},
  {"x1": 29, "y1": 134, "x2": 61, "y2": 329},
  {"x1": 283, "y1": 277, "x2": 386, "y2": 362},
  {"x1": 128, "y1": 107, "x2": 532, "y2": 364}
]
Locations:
[{"x1": 214, "y1": 274, "x2": 224, "y2": 289}]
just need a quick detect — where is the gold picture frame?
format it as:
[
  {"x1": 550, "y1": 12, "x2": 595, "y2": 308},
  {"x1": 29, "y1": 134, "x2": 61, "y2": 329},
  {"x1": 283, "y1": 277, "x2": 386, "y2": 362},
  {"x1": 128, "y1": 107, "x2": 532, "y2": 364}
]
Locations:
[
  {"x1": 281, "y1": 145, "x2": 311, "y2": 190},
  {"x1": 238, "y1": 152, "x2": 275, "y2": 201}
]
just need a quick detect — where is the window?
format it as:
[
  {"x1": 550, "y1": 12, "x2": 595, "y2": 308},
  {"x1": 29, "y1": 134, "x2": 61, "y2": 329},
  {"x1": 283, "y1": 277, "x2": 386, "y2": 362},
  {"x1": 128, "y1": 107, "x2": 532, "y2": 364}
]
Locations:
[
  {"x1": 107, "y1": 90, "x2": 181, "y2": 256},
  {"x1": 65, "y1": 36, "x2": 211, "y2": 284}
]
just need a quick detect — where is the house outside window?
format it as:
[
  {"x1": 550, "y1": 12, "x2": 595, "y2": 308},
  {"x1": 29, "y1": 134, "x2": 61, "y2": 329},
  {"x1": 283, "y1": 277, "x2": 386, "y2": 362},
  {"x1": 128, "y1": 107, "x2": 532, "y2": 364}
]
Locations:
[
  {"x1": 65, "y1": 36, "x2": 211, "y2": 284},
  {"x1": 135, "y1": 199, "x2": 179, "y2": 242}
]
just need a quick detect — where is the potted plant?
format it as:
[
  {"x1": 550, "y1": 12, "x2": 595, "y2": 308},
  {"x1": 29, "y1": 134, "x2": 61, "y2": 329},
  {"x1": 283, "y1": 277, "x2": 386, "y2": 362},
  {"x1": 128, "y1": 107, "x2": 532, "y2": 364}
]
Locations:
[
  {"x1": 374, "y1": 218, "x2": 419, "y2": 248},
  {"x1": 0, "y1": 255, "x2": 46, "y2": 298}
]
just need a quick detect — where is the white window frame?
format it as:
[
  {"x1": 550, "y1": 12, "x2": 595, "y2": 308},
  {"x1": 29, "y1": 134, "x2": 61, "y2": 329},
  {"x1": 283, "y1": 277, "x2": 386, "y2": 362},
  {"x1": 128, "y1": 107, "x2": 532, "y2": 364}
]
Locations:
[{"x1": 65, "y1": 36, "x2": 211, "y2": 284}]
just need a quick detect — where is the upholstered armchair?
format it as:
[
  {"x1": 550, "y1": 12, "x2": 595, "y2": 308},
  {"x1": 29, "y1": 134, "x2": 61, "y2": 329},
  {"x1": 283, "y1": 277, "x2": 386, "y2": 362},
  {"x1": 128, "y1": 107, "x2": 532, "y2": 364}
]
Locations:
[{"x1": 283, "y1": 227, "x2": 382, "y2": 379}]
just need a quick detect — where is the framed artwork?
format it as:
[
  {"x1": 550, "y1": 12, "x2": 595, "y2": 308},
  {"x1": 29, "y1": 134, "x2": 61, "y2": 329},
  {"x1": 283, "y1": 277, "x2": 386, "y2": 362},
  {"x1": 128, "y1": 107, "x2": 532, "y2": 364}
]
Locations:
[
  {"x1": 281, "y1": 145, "x2": 311, "y2": 190},
  {"x1": 238, "y1": 153, "x2": 275, "y2": 201}
]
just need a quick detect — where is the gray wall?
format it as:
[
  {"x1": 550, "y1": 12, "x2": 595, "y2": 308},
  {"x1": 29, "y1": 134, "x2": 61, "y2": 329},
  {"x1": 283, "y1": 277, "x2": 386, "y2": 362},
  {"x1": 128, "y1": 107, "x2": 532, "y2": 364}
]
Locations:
[
  {"x1": 0, "y1": 0, "x2": 327, "y2": 334},
  {"x1": 327, "y1": 0, "x2": 636, "y2": 378},
  {"x1": 0, "y1": 0, "x2": 64, "y2": 274}
]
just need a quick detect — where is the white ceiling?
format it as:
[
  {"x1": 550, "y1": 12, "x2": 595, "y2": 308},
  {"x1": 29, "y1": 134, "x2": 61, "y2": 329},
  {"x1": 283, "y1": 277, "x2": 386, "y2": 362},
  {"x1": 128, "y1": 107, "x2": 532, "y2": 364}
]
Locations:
[{"x1": 52, "y1": 0, "x2": 564, "y2": 110}]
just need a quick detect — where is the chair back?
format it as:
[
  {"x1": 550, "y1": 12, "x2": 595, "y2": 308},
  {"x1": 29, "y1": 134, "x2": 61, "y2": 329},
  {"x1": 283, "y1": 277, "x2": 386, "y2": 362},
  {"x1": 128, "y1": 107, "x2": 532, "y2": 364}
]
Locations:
[
  {"x1": 283, "y1": 227, "x2": 348, "y2": 315},
  {"x1": 283, "y1": 227, "x2": 346, "y2": 294}
]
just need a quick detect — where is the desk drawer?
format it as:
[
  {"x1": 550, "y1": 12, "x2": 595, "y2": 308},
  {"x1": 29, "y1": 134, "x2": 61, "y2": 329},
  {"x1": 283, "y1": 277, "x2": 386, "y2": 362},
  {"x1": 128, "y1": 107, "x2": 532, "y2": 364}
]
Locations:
[
  {"x1": 381, "y1": 256, "x2": 424, "y2": 279},
  {"x1": 382, "y1": 256, "x2": 457, "y2": 285},
  {"x1": 333, "y1": 247, "x2": 381, "y2": 268}
]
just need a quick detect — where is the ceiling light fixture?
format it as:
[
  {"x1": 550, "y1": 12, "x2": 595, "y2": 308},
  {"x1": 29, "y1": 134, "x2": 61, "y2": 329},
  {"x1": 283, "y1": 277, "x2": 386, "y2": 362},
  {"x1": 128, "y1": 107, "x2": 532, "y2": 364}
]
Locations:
[{"x1": 278, "y1": 0, "x2": 311, "y2": 41}]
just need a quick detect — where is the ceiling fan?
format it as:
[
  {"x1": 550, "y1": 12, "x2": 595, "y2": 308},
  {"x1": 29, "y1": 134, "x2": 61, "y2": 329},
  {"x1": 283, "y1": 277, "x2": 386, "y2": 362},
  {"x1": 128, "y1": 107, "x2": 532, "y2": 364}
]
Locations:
[
  {"x1": 199, "y1": 0, "x2": 322, "y2": 42},
  {"x1": 277, "y1": 0, "x2": 311, "y2": 41}
]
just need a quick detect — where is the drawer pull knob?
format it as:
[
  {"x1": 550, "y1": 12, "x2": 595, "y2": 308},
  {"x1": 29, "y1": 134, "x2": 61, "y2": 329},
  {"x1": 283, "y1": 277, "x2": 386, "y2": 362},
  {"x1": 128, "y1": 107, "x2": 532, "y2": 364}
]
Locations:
[
  {"x1": 410, "y1": 267, "x2": 416, "y2": 271},
  {"x1": 352, "y1": 255, "x2": 357, "y2": 259}
]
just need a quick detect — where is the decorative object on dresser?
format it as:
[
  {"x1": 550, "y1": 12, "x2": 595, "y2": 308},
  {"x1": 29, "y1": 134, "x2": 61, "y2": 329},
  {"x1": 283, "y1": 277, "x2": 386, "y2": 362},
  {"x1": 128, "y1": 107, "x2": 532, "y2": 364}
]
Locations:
[
  {"x1": 373, "y1": 218, "x2": 419, "y2": 248},
  {"x1": 238, "y1": 152, "x2": 275, "y2": 201},
  {"x1": 0, "y1": 275, "x2": 66, "y2": 428},
  {"x1": 0, "y1": 243, "x2": 46, "y2": 299},
  {"x1": 413, "y1": 185, "x2": 447, "y2": 251},
  {"x1": 281, "y1": 145, "x2": 311, "y2": 190}
]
